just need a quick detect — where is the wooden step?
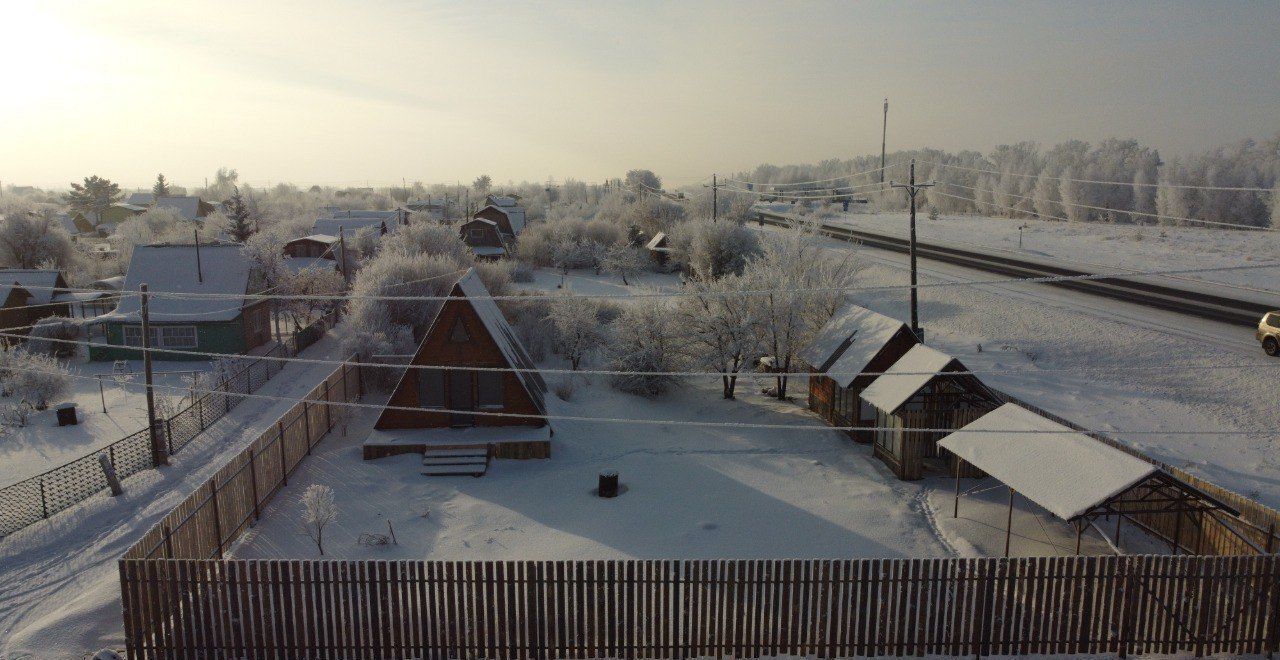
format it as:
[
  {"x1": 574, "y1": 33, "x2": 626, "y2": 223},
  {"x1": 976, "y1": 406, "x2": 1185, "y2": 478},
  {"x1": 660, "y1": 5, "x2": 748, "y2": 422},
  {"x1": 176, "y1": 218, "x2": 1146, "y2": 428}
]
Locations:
[
  {"x1": 421, "y1": 446, "x2": 489, "y2": 477},
  {"x1": 421, "y1": 463, "x2": 488, "y2": 477}
]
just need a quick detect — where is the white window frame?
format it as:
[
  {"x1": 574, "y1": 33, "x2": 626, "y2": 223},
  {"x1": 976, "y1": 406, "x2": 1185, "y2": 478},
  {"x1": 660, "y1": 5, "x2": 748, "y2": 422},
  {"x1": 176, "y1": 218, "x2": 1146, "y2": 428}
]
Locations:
[
  {"x1": 159, "y1": 325, "x2": 198, "y2": 349},
  {"x1": 122, "y1": 324, "x2": 197, "y2": 348}
]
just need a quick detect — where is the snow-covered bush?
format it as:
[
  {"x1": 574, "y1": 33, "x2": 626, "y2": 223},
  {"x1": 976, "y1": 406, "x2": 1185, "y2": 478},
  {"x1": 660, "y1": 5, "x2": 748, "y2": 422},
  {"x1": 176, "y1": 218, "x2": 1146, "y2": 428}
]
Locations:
[
  {"x1": 0, "y1": 349, "x2": 71, "y2": 411},
  {"x1": 502, "y1": 296, "x2": 555, "y2": 362},
  {"x1": 388, "y1": 222, "x2": 473, "y2": 264},
  {"x1": 0, "y1": 213, "x2": 80, "y2": 270},
  {"x1": 278, "y1": 266, "x2": 346, "y2": 331},
  {"x1": 300, "y1": 484, "x2": 338, "y2": 556},
  {"x1": 607, "y1": 302, "x2": 683, "y2": 398},
  {"x1": 546, "y1": 297, "x2": 604, "y2": 370},
  {"x1": 26, "y1": 317, "x2": 82, "y2": 358},
  {"x1": 552, "y1": 377, "x2": 577, "y2": 402},
  {"x1": 111, "y1": 207, "x2": 191, "y2": 264},
  {"x1": 670, "y1": 218, "x2": 760, "y2": 280},
  {"x1": 582, "y1": 219, "x2": 626, "y2": 249},
  {"x1": 509, "y1": 262, "x2": 535, "y2": 283}
]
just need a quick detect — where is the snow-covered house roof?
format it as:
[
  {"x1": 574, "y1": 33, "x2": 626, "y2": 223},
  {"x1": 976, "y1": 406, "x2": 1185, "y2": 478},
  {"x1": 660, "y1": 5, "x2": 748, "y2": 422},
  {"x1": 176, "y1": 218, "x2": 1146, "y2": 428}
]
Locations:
[
  {"x1": 645, "y1": 232, "x2": 670, "y2": 251},
  {"x1": 312, "y1": 217, "x2": 396, "y2": 238},
  {"x1": 286, "y1": 234, "x2": 341, "y2": 246},
  {"x1": 452, "y1": 269, "x2": 546, "y2": 412},
  {"x1": 938, "y1": 403, "x2": 1159, "y2": 520},
  {"x1": 53, "y1": 213, "x2": 80, "y2": 235},
  {"x1": 860, "y1": 343, "x2": 961, "y2": 414},
  {"x1": 153, "y1": 196, "x2": 214, "y2": 221},
  {"x1": 485, "y1": 195, "x2": 519, "y2": 207},
  {"x1": 464, "y1": 218, "x2": 498, "y2": 228},
  {"x1": 324, "y1": 209, "x2": 402, "y2": 220},
  {"x1": 113, "y1": 202, "x2": 149, "y2": 213},
  {"x1": 93, "y1": 275, "x2": 126, "y2": 291},
  {"x1": 477, "y1": 203, "x2": 527, "y2": 235},
  {"x1": 126, "y1": 192, "x2": 154, "y2": 206},
  {"x1": 107, "y1": 243, "x2": 256, "y2": 322},
  {"x1": 816, "y1": 307, "x2": 914, "y2": 387},
  {"x1": 0, "y1": 270, "x2": 68, "y2": 306}
]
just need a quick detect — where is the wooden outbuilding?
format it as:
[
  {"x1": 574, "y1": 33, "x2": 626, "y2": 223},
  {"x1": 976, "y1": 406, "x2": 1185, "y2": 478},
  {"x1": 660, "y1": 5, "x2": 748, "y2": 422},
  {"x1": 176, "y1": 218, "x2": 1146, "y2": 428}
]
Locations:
[
  {"x1": 282, "y1": 234, "x2": 348, "y2": 275},
  {"x1": 860, "y1": 343, "x2": 999, "y2": 480},
  {"x1": 459, "y1": 218, "x2": 509, "y2": 259},
  {"x1": 644, "y1": 232, "x2": 674, "y2": 267},
  {"x1": 799, "y1": 304, "x2": 919, "y2": 443},
  {"x1": 472, "y1": 196, "x2": 526, "y2": 238},
  {"x1": 0, "y1": 269, "x2": 71, "y2": 344},
  {"x1": 365, "y1": 268, "x2": 550, "y2": 471}
]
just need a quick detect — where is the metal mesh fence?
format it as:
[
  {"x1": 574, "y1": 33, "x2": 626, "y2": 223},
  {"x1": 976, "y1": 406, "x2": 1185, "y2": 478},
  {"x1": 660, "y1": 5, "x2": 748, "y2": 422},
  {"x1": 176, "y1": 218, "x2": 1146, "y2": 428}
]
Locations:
[{"x1": 0, "y1": 341, "x2": 295, "y2": 538}]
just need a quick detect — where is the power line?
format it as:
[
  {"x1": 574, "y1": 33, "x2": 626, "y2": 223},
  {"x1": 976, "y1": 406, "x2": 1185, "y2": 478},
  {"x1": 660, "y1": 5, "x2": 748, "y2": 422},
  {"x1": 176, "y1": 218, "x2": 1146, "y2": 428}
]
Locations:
[
  {"x1": 940, "y1": 182, "x2": 1276, "y2": 232},
  {"x1": 920, "y1": 160, "x2": 1277, "y2": 193},
  {"x1": 725, "y1": 163, "x2": 905, "y2": 189},
  {"x1": 8, "y1": 259, "x2": 1278, "y2": 304},
  {"x1": 4, "y1": 329, "x2": 1275, "y2": 380},
  {"x1": 4, "y1": 360, "x2": 1271, "y2": 437}
]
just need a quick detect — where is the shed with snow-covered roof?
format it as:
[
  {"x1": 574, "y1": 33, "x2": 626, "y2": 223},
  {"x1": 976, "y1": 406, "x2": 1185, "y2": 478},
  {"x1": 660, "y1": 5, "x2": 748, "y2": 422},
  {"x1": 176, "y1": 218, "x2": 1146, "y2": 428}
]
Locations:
[
  {"x1": 859, "y1": 343, "x2": 999, "y2": 480},
  {"x1": 283, "y1": 234, "x2": 350, "y2": 276},
  {"x1": 473, "y1": 201, "x2": 526, "y2": 237},
  {"x1": 0, "y1": 269, "x2": 71, "y2": 344},
  {"x1": 311, "y1": 217, "x2": 398, "y2": 240},
  {"x1": 938, "y1": 402, "x2": 1238, "y2": 555},
  {"x1": 89, "y1": 243, "x2": 273, "y2": 361},
  {"x1": 799, "y1": 304, "x2": 918, "y2": 443},
  {"x1": 368, "y1": 268, "x2": 550, "y2": 466},
  {"x1": 459, "y1": 218, "x2": 509, "y2": 260}
]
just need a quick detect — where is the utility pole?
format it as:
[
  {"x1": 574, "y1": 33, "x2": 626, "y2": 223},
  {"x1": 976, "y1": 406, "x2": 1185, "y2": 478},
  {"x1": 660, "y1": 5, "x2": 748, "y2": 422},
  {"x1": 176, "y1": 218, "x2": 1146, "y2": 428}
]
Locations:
[
  {"x1": 880, "y1": 98, "x2": 889, "y2": 183},
  {"x1": 890, "y1": 159, "x2": 934, "y2": 341},
  {"x1": 712, "y1": 174, "x2": 718, "y2": 222},
  {"x1": 140, "y1": 284, "x2": 166, "y2": 466},
  {"x1": 338, "y1": 225, "x2": 348, "y2": 284}
]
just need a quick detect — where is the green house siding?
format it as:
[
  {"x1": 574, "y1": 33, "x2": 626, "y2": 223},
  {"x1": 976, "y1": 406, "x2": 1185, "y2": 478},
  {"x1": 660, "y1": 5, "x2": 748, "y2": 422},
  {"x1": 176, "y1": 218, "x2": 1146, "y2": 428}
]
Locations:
[{"x1": 89, "y1": 318, "x2": 248, "y2": 361}]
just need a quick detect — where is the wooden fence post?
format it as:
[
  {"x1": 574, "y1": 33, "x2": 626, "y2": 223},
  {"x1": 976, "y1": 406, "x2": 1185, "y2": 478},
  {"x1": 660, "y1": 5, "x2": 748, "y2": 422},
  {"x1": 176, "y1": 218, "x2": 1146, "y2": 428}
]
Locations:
[
  {"x1": 248, "y1": 447, "x2": 260, "y2": 521},
  {"x1": 303, "y1": 401, "x2": 312, "y2": 453},
  {"x1": 278, "y1": 420, "x2": 288, "y2": 486},
  {"x1": 209, "y1": 480, "x2": 223, "y2": 559},
  {"x1": 163, "y1": 524, "x2": 174, "y2": 559}
]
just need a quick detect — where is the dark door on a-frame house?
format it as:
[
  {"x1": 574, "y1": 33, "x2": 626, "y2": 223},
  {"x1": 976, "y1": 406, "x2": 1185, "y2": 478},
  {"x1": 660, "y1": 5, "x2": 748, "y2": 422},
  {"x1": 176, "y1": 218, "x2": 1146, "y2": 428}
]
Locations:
[{"x1": 450, "y1": 371, "x2": 475, "y2": 426}]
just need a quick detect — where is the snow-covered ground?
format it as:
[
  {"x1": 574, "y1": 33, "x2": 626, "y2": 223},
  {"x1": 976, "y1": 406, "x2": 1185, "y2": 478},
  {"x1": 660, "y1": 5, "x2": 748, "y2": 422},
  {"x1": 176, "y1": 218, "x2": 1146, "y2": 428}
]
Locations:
[
  {"x1": 765, "y1": 225, "x2": 1280, "y2": 511},
  {"x1": 0, "y1": 359, "x2": 208, "y2": 487},
  {"x1": 821, "y1": 209, "x2": 1280, "y2": 295},
  {"x1": 0, "y1": 336, "x2": 346, "y2": 658}
]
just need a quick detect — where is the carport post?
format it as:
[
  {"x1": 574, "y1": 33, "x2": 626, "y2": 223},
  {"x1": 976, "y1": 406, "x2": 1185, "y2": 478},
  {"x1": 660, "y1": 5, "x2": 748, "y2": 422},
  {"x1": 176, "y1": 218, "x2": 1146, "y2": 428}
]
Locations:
[{"x1": 1005, "y1": 486, "x2": 1015, "y2": 558}]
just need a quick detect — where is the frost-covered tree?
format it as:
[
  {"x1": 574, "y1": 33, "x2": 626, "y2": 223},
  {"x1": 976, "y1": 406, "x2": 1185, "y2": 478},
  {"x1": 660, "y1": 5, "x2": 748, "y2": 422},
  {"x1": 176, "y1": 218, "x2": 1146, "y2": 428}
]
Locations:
[
  {"x1": 601, "y1": 244, "x2": 645, "y2": 285},
  {"x1": 152, "y1": 173, "x2": 171, "y2": 198},
  {"x1": 671, "y1": 218, "x2": 760, "y2": 280},
  {"x1": 742, "y1": 225, "x2": 859, "y2": 399},
  {"x1": 26, "y1": 317, "x2": 81, "y2": 358},
  {"x1": 607, "y1": 302, "x2": 682, "y2": 398},
  {"x1": 0, "y1": 213, "x2": 78, "y2": 269},
  {"x1": 278, "y1": 267, "x2": 346, "y2": 330},
  {"x1": 547, "y1": 297, "x2": 603, "y2": 370},
  {"x1": 110, "y1": 207, "x2": 191, "y2": 265},
  {"x1": 624, "y1": 169, "x2": 662, "y2": 192},
  {"x1": 300, "y1": 484, "x2": 337, "y2": 556},
  {"x1": 386, "y1": 221, "x2": 473, "y2": 265},
  {"x1": 472, "y1": 174, "x2": 492, "y2": 199},
  {"x1": 677, "y1": 275, "x2": 759, "y2": 399},
  {"x1": 64, "y1": 175, "x2": 122, "y2": 227},
  {"x1": 0, "y1": 349, "x2": 71, "y2": 411},
  {"x1": 225, "y1": 186, "x2": 256, "y2": 242},
  {"x1": 340, "y1": 251, "x2": 464, "y2": 367}
]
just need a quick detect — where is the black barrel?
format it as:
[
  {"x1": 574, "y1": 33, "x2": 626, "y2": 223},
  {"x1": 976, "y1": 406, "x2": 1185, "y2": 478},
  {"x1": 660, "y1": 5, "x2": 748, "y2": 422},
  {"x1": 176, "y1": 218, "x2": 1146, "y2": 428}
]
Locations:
[{"x1": 598, "y1": 470, "x2": 619, "y2": 498}]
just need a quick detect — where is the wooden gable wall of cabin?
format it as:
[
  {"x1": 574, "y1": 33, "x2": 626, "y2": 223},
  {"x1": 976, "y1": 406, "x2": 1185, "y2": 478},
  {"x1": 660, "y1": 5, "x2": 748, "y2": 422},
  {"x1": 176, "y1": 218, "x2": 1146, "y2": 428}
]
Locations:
[
  {"x1": 870, "y1": 374, "x2": 998, "y2": 481},
  {"x1": 375, "y1": 296, "x2": 543, "y2": 430},
  {"x1": 473, "y1": 206, "x2": 515, "y2": 236},
  {"x1": 285, "y1": 240, "x2": 336, "y2": 259},
  {"x1": 461, "y1": 221, "x2": 504, "y2": 248},
  {"x1": 807, "y1": 326, "x2": 918, "y2": 444}
]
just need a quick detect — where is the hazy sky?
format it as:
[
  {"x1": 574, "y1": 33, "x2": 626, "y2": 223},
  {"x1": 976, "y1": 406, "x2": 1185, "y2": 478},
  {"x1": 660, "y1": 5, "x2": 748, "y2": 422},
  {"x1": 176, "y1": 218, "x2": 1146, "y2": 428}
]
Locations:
[{"x1": 2, "y1": 1, "x2": 1278, "y2": 190}]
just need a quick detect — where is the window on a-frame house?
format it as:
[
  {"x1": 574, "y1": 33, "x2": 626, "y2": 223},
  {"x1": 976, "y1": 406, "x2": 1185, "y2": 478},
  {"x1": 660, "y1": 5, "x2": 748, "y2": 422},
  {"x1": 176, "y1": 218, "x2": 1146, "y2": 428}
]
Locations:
[
  {"x1": 419, "y1": 369, "x2": 445, "y2": 408},
  {"x1": 450, "y1": 318, "x2": 469, "y2": 342}
]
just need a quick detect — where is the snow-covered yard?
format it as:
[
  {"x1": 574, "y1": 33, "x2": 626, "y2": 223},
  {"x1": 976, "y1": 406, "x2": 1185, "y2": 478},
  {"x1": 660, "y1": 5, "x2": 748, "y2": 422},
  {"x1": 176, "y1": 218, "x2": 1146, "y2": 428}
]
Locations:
[{"x1": 0, "y1": 358, "x2": 211, "y2": 486}]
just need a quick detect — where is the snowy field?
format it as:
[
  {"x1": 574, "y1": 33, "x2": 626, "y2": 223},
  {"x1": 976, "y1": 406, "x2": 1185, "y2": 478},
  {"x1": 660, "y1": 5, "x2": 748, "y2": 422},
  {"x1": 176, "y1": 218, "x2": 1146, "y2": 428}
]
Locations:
[
  {"x1": 821, "y1": 209, "x2": 1280, "y2": 295},
  {"x1": 0, "y1": 359, "x2": 210, "y2": 486}
]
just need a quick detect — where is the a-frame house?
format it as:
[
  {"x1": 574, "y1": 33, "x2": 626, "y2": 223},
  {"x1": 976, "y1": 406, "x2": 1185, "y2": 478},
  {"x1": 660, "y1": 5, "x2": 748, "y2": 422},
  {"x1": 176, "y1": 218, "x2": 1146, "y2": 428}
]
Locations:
[{"x1": 364, "y1": 269, "x2": 550, "y2": 474}]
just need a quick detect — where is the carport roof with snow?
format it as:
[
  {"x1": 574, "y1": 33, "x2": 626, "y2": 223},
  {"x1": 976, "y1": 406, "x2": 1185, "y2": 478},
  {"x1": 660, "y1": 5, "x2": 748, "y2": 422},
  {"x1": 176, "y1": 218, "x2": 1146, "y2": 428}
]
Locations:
[{"x1": 938, "y1": 403, "x2": 1163, "y2": 520}]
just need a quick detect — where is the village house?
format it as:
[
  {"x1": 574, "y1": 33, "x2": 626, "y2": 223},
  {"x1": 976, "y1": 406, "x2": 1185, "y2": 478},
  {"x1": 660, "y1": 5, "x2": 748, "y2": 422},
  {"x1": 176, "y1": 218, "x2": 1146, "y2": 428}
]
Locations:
[
  {"x1": 800, "y1": 304, "x2": 919, "y2": 442},
  {"x1": 125, "y1": 193, "x2": 218, "y2": 222},
  {"x1": 60, "y1": 275, "x2": 124, "y2": 320},
  {"x1": 859, "y1": 343, "x2": 1000, "y2": 480},
  {"x1": 311, "y1": 216, "x2": 399, "y2": 239},
  {"x1": 403, "y1": 198, "x2": 448, "y2": 222},
  {"x1": 364, "y1": 268, "x2": 550, "y2": 475},
  {"x1": 0, "y1": 269, "x2": 71, "y2": 344},
  {"x1": 472, "y1": 195, "x2": 526, "y2": 238},
  {"x1": 282, "y1": 234, "x2": 348, "y2": 276},
  {"x1": 320, "y1": 208, "x2": 411, "y2": 225},
  {"x1": 458, "y1": 218, "x2": 509, "y2": 259},
  {"x1": 72, "y1": 202, "x2": 146, "y2": 234},
  {"x1": 89, "y1": 243, "x2": 273, "y2": 361}
]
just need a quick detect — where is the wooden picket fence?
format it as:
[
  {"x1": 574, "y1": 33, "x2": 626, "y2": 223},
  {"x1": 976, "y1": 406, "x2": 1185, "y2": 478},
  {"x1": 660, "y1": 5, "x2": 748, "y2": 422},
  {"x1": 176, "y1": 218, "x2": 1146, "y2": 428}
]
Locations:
[
  {"x1": 124, "y1": 361, "x2": 361, "y2": 562},
  {"x1": 120, "y1": 554, "x2": 1280, "y2": 658}
]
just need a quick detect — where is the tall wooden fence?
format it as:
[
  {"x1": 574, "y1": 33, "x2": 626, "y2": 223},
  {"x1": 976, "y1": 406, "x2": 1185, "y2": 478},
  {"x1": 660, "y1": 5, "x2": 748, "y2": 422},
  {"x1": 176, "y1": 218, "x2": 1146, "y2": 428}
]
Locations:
[
  {"x1": 120, "y1": 554, "x2": 1280, "y2": 658},
  {"x1": 125, "y1": 361, "x2": 360, "y2": 562}
]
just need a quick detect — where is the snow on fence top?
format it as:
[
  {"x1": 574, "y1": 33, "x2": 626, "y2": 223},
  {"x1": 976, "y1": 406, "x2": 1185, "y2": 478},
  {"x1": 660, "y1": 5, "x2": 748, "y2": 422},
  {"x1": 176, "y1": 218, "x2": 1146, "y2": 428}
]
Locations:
[
  {"x1": 107, "y1": 243, "x2": 254, "y2": 322},
  {"x1": 938, "y1": 402, "x2": 1158, "y2": 520},
  {"x1": 808, "y1": 306, "x2": 913, "y2": 387},
  {"x1": 860, "y1": 343, "x2": 959, "y2": 414}
]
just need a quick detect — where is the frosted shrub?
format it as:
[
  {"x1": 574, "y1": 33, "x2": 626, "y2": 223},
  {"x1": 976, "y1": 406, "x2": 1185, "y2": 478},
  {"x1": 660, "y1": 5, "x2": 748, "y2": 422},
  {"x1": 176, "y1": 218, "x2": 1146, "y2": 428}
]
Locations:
[
  {"x1": 342, "y1": 251, "x2": 464, "y2": 356},
  {"x1": 503, "y1": 296, "x2": 555, "y2": 362},
  {"x1": 390, "y1": 222, "x2": 473, "y2": 264},
  {"x1": 607, "y1": 302, "x2": 683, "y2": 398},
  {"x1": 26, "y1": 317, "x2": 81, "y2": 358},
  {"x1": 671, "y1": 218, "x2": 760, "y2": 280},
  {"x1": 509, "y1": 262, "x2": 535, "y2": 283},
  {"x1": 601, "y1": 245, "x2": 645, "y2": 285},
  {"x1": 472, "y1": 261, "x2": 513, "y2": 296},
  {"x1": 300, "y1": 484, "x2": 338, "y2": 556},
  {"x1": 547, "y1": 297, "x2": 603, "y2": 370},
  {"x1": 0, "y1": 213, "x2": 80, "y2": 270},
  {"x1": 1, "y1": 350, "x2": 71, "y2": 411}
]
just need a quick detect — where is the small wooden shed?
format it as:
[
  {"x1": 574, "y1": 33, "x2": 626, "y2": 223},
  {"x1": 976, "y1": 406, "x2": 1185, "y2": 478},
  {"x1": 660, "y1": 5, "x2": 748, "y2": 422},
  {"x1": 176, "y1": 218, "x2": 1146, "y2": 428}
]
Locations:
[
  {"x1": 798, "y1": 304, "x2": 919, "y2": 443},
  {"x1": 859, "y1": 344, "x2": 999, "y2": 480},
  {"x1": 459, "y1": 218, "x2": 509, "y2": 259},
  {"x1": 0, "y1": 269, "x2": 71, "y2": 344}
]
